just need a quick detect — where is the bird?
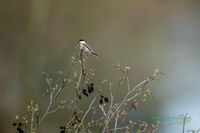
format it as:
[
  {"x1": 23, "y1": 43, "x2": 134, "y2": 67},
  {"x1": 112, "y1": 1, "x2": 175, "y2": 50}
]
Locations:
[{"x1": 77, "y1": 39, "x2": 100, "y2": 59}]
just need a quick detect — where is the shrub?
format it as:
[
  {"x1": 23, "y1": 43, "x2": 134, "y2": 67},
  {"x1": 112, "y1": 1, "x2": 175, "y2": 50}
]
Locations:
[{"x1": 12, "y1": 49, "x2": 164, "y2": 133}]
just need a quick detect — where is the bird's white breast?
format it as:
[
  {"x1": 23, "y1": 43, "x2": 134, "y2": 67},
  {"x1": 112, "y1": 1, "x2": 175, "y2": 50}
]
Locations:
[{"x1": 79, "y1": 42, "x2": 90, "y2": 53}]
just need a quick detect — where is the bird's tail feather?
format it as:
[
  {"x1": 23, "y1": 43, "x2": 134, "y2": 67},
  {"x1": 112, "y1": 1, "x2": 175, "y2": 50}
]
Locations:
[{"x1": 91, "y1": 51, "x2": 100, "y2": 59}]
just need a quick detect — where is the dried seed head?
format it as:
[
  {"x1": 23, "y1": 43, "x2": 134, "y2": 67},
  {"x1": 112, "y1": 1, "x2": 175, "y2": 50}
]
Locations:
[{"x1": 15, "y1": 115, "x2": 19, "y2": 120}]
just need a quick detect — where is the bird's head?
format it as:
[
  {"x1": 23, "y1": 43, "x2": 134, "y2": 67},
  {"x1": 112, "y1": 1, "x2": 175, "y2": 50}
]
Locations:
[
  {"x1": 79, "y1": 39, "x2": 85, "y2": 42},
  {"x1": 76, "y1": 39, "x2": 85, "y2": 48}
]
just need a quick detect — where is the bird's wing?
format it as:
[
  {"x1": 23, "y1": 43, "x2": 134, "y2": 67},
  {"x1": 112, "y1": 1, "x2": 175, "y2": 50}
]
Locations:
[
  {"x1": 91, "y1": 51, "x2": 101, "y2": 59},
  {"x1": 84, "y1": 43, "x2": 93, "y2": 51}
]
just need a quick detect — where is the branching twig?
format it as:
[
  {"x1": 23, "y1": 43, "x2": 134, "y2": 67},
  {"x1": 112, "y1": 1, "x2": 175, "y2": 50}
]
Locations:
[
  {"x1": 100, "y1": 105, "x2": 107, "y2": 118},
  {"x1": 102, "y1": 71, "x2": 161, "y2": 132},
  {"x1": 39, "y1": 90, "x2": 54, "y2": 124},
  {"x1": 39, "y1": 76, "x2": 55, "y2": 125},
  {"x1": 54, "y1": 56, "x2": 76, "y2": 99}
]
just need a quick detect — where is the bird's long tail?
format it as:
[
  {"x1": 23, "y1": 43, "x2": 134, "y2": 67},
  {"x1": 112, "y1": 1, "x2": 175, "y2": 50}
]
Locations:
[{"x1": 91, "y1": 51, "x2": 100, "y2": 59}]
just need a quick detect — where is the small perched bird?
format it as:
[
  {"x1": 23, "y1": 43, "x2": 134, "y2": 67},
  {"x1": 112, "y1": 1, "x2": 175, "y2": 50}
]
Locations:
[{"x1": 78, "y1": 39, "x2": 100, "y2": 59}]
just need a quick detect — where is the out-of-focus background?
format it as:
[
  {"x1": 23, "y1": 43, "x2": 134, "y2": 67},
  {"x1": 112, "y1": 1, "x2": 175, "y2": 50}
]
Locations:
[{"x1": 0, "y1": 0, "x2": 200, "y2": 132}]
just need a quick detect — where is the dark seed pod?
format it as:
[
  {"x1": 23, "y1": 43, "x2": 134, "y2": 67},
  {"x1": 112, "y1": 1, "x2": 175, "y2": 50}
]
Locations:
[
  {"x1": 83, "y1": 92, "x2": 89, "y2": 97},
  {"x1": 82, "y1": 89, "x2": 87, "y2": 93},
  {"x1": 12, "y1": 123, "x2": 17, "y2": 126},
  {"x1": 90, "y1": 83, "x2": 94, "y2": 92},
  {"x1": 18, "y1": 123, "x2": 22, "y2": 127},
  {"x1": 17, "y1": 127, "x2": 24, "y2": 133},
  {"x1": 101, "y1": 95, "x2": 104, "y2": 98},
  {"x1": 78, "y1": 95, "x2": 82, "y2": 99},
  {"x1": 104, "y1": 97, "x2": 109, "y2": 103},
  {"x1": 77, "y1": 119, "x2": 81, "y2": 123},
  {"x1": 87, "y1": 86, "x2": 92, "y2": 94},
  {"x1": 99, "y1": 99, "x2": 103, "y2": 104},
  {"x1": 60, "y1": 126, "x2": 64, "y2": 129}
]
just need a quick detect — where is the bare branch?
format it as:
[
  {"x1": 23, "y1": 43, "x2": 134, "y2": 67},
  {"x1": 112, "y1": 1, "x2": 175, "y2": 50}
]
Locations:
[
  {"x1": 39, "y1": 90, "x2": 54, "y2": 124},
  {"x1": 81, "y1": 97, "x2": 97, "y2": 125},
  {"x1": 113, "y1": 109, "x2": 120, "y2": 133},
  {"x1": 182, "y1": 113, "x2": 188, "y2": 133}
]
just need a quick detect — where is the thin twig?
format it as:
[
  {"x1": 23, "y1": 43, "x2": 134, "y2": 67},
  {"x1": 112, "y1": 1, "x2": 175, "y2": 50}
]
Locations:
[
  {"x1": 54, "y1": 59, "x2": 75, "y2": 99},
  {"x1": 113, "y1": 78, "x2": 123, "y2": 103},
  {"x1": 110, "y1": 126, "x2": 129, "y2": 131},
  {"x1": 76, "y1": 68, "x2": 83, "y2": 100},
  {"x1": 182, "y1": 113, "x2": 188, "y2": 133},
  {"x1": 48, "y1": 108, "x2": 62, "y2": 115},
  {"x1": 82, "y1": 117, "x2": 105, "y2": 131},
  {"x1": 125, "y1": 92, "x2": 142, "y2": 102},
  {"x1": 113, "y1": 109, "x2": 120, "y2": 133},
  {"x1": 102, "y1": 122, "x2": 108, "y2": 133},
  {"x1": 54, "y1": 81, "x2": 66, "y2": 99},
  {"x1": 81, "y1": 97, "x2": 97, "y2": 125},
  {"x1": 80, "y1": 49, "x2": 85, "y2": 76},
  {"x1": 39, "y1": 90, "x2": 54, "y2": 124},
  {"x1": 109, "y1": 83, "x2": 114, "y2": 111},
  {"x1": 30, "y1": 111, "x2": 35, "y2": 133},
  {"x1": 100, "y1": 105, "x2": 107, "y2": 118},
  {"x1": 76, "y1": 49, "x2": 85, "y2": 100},
  {"x1": 126, "y1": 77, "x2": 131, "y2": 92}
]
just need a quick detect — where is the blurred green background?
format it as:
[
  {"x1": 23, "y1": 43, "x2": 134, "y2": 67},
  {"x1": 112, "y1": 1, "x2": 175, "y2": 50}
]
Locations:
[{"x1": 0, "y1": 0, "x2": 200, "y2": 132}]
